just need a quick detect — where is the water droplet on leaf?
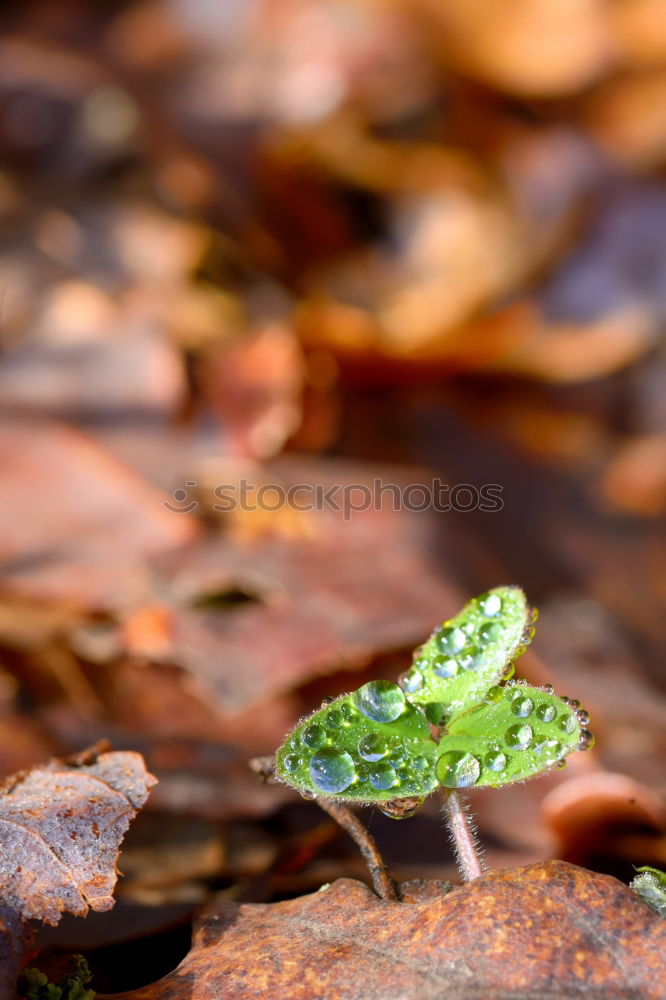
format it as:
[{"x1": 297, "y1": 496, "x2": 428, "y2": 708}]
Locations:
[
  {"x1": 479, "y1": 592, "x2": 502, "y2": 616},
  {"x1": 484, "y1": 685, "x2": 504, "y2": 704},
  {"x1": 535, "y1": 703, "x2": 556, "y2": 723},
  {"x1": 399, "y1": 670, "x2": 423, "y2": 693},
  {"x1": 358, "y1": 733, "x2": 389, "y2": 762},
  {"x1": 309, "y1": 748, "x2": 356, "y2": 793},
  {"x1": 436, "y1": 626, "x2": 466, "y2": 654},
  {"x1": 436, "y1": 750, "x2": 481, "y2": 787},
  {"x1": 369, "y1": 761, "x2": 398, "y2": 790},
  {"x1": 433, "y1": 656, "x2": 458, "y2": 678},
  {"x1": 505, "y1": 723, "x2": 533, "y2": 749},
  {"x1": 578, "y1": 729, "x2": 595, "y2": 750},
  {"x1": 325, "y1": 709, "x2": 342, "y2": 730},
  {"x1": 511, "y1": 696, "x2": 534, "y2": 718},
  {"x1": 558, "y1": 714, "x2": 577, "y2": 734},
  {"x1": 484, "y1": 750, "x2": 508, "y2": 772},
  {"x1": 302, "y1": 725, "x2": 326, "y2": 750},
  {"x1": 478, "y1": 622, "x2": 501, "y2": 642},
  {"x1": 283, "y1": 753, "x2": 301, "y2": 773},
  {"x1": 352, "y1": 680, "x2": 406, "y2": 724}
]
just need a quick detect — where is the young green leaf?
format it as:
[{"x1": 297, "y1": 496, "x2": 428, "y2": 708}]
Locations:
[
  {"x1": 399, "y1": 586, "x2": 535, "y2": 724},
  {"x1": 275, "y1": 681, "x2": 438, "y2": 803},
  {"x1": 435, "y1": 683, "x2": 593, "y2": 789},
  {"x1": 630, "y1": 866, "x2": 666, "y2": 917}
]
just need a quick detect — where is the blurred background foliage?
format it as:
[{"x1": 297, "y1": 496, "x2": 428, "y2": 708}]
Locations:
[{"x1": 0, "y1": 0, "x2": 664, "y2": 990}]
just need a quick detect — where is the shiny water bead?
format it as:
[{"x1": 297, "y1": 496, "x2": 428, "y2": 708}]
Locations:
[
  {"x1": 413, "y1": 755, "x2": 429, "y2": 771},
  {"x1": 320, "y1": 696, "x2": 334, "y2": 706},
  {"x1": 354, "y1": 763, "x2": 369, "y2": 782},
  {"x1": 369, "y1": 761, "x2": 398, "y2": 790},
  {"x1": 379, "y1": 797, "x2": 424, "y2": 819},
  {"x1": 558, "y1": 713, "x2": 577, "y2": 734},
  {"x1": 358, "y1": 732, "x2": 389, "y2": 762},
  {"x1": 397, "y1": 766, "x2": 412, "y2": 781},
  {"x1": 479, "y1": 592, "x2": 502, "y2": 616},
  {"x1": 535, "y1": 703, "x2": 556, "y2": 723},
  {"x1": 283, "y1": 753, "x2": 302, "y2": 772},
  {"x1": 458, "y1": 644, "x2": 483, "y2": 671},
  {"x1": 352, "y1": 680, "x2": 406, "y2": 724},
  {"x1": 436, "y1": 626, "x2": 466, "y2": 655},
  {"x1": 502, "y1": 663, "x2": 515, "y2": 681},
  {"x1": 484, "y1": 685, "x2": 504, "y2": 704},
  {"x1": 510, "y1": 696, "x2": 534, "y2": 718},
  {"x1": 576, "y1": 710, "x2": 590, "y2": 726},
  {"x1": 399, "y1": 670, "x2": 424, "y2": 693},
  {"x1": 478, "y1": 621, "x2": 502, "y2": 642},
  {"x1": 309, "y1": 748, "x2": 356, "y2": 793},
  {"x1": 436, "y1": 750, "x2": 481, "y2": 788},
  {"x1": 325, "y1": 709, "x2": 343, "y2": 729},
  {"x1": 532, "y1": 734, "x2": 561, "y2": 753},
  {"x1": 505, "y1": 723, "x2": 533, "y2": 749},
  {"x1": 302, "y1": 724, "x2": 326, "y2": 750},
  {"x1": 340, "y1": 702, "x2": 355, "y2": 721},
  {"x1": 484, "y1": 750, "x2": 508, "y2": 772},
  {"x1": 578, "y1": 729, "x2": 595, "y2": 750},
  {"x1": 432, "y1": 655, "x2": 458, "y2": 678}
]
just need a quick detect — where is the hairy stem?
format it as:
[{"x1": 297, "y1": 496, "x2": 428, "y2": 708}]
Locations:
[
  {"x1": 441, "y1": 788, "x2": 485, "y2": 882},
  {"x1": 316, "y1": 798, "x2": 397, "y2": 901}
]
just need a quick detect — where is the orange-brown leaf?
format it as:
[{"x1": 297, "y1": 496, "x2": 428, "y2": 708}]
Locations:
[
  {"x1": 105, "y1": 862, "x2": 666, "y2": 1000},
  {"x1": 0, "y1": 748, "x2": 156, "y2": 925}
]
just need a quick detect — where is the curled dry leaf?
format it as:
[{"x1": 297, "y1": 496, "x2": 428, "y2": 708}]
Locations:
[
  {"x1": 105, "y1": 861, "x2": 666, "y2": 1000},
  {"x1": 0, "y1": 747, "x2": 156, "y2": 925}
]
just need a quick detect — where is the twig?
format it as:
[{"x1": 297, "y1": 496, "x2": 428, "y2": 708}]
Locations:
[
  {"x1": 315, "y1": 797, "x2": 397, "y2": 901},
  {"x1": 441, "y1": 788, "x2": 485, "y2": 882}
]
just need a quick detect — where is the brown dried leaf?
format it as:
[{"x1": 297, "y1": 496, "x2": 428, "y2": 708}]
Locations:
[
  {"x1": 105, "y1": 862, "x2": 666, "y2": 1000},
  {"x1": 0, "y1": 747, "x2": 156, "y2": 925}
]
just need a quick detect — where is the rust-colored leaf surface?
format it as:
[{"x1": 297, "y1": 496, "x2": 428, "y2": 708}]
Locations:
[
  {"x1": 0, "y1": 748, "x2": 156, "y2": 925},
  {"x1": 106, "y1": 862, "x2": 666, "y2": 1000}
]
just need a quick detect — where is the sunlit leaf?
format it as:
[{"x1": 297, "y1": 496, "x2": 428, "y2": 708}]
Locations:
[
  {"x1": 399, "y1": 586, "x2": 534, "y2": 723},
  {"x1": 275, "y1": 682, "x2": 437, "y2": 802},
  {"x1": 435, "y1": 683, "x2": 592, "y2": 789}
]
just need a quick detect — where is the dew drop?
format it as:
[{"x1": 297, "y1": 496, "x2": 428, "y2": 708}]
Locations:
[
  {"x1": 554, "y1": 758, "x2": 567, "y2": 770},
  {"x1": 511, "y1": 696, "x2": 534, "y2": 718},
  {"x1": 300, "y1": 790, "x2": 316, "y2": 800},
  {"x1": 309, "y1": 748, "x2": 356, "y2": 793},
  {"x1": 578, "y1": 729, "x2": 595, "y2": 750},
  {"x1": 399, "y1": 670, "x2": 423, "y2": 693},
  {"x1": 433, "y1": 656, "x2": 458, "y2": 678},
  {"x1": 576, "y1": 710, "x2": 590, "y2": 726},
  {"x1": 325, "y1": 709, "x2": 343, "y2": 730},
  {"x1": 355, "y1": 763, "x2": 369, "y2": 782},
  {"x1": 478, "y1": 622, "x2": 501, "y2": 643},
  {"x1": 459, "y1": 644, "x2": 483, "y2": 671},
  {"x1": 484, "y1": 750, "x2": 508, "y2": 772},
  {"x1": 352, "y1": 680, "x2": 406, "y2": 723},
  {"x1": 397, "y1": 766, "x2": 412, "y2": 781},
  {"x1": 379, "y1": 797, "x2": 424, "y2": 819},
  {"x1": 413, "y1": 755, "x2": 429, "y2": 771},
  {"x1": 340, "y1": 703, "x2": 355, "y2": 721},
  {"x1": 543, "y1": 684, "x2": 554, "y2": 694},
  {"x1": 369, "y1": 761, "x2": 398, "y2": 790},
  {"x1": 484, "y1": 685, "x2": 504, "y2": 704},
  {"x1": 387, "y1": 751, "x2": 405, "y2": 768},
  {"x1": 283, "y1": 753, "x2": 301, "y2": 773},
  {"x1": 502, "y1": 663, "x2": 516, "y2": 681},
  {"x1": 320, "y1": 696, "x2": 334, "y2": 706},
  {"x1": 358, "y1": 732, "x2": 389, "y2": 762},
  {"x1": 479, "y1": 592, "x2": 502, "y2": 617},
  {"x1": 436, "y1": 750, "x2": 481, "y2": 788},
  {"x1": 535, "y1": 703, "x2": 556, "y2": 723},
  {"x1": 436, "y1": 626, "x2": 466, "y2": 655},
  {"x1": 505, "y1": 723, "x2": 533, "y2": 749},
  {"x1": 558, "y1": 714, "x2": 577, "y2": 735},
  {"x1": 302, "y1": 724, "x2": 326, "y2": 750}
]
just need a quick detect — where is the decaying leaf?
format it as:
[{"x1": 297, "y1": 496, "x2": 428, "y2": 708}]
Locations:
[
  {"x1": 0, "y1": 747, "x2": 156, "y2": 925},
  {"x1": 103, "y1": 861, "x2": 666, "y2": 1000}
]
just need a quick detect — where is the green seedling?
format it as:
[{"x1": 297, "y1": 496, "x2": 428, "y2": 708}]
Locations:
[
  {"x1": 274, "y1": 586, "x2": 594, "y2": 887},
  {"x1": 630, "y1": 866, "x2": 666, "y2": 917}
]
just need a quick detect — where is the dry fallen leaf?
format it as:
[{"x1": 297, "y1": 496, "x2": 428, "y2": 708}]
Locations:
[
  {"x1": 103, "y1": 861, "x2": 666, "y2": 1000},
  {"x1": 0, "y1": 746, "x2": 156, "y2": 925}
]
